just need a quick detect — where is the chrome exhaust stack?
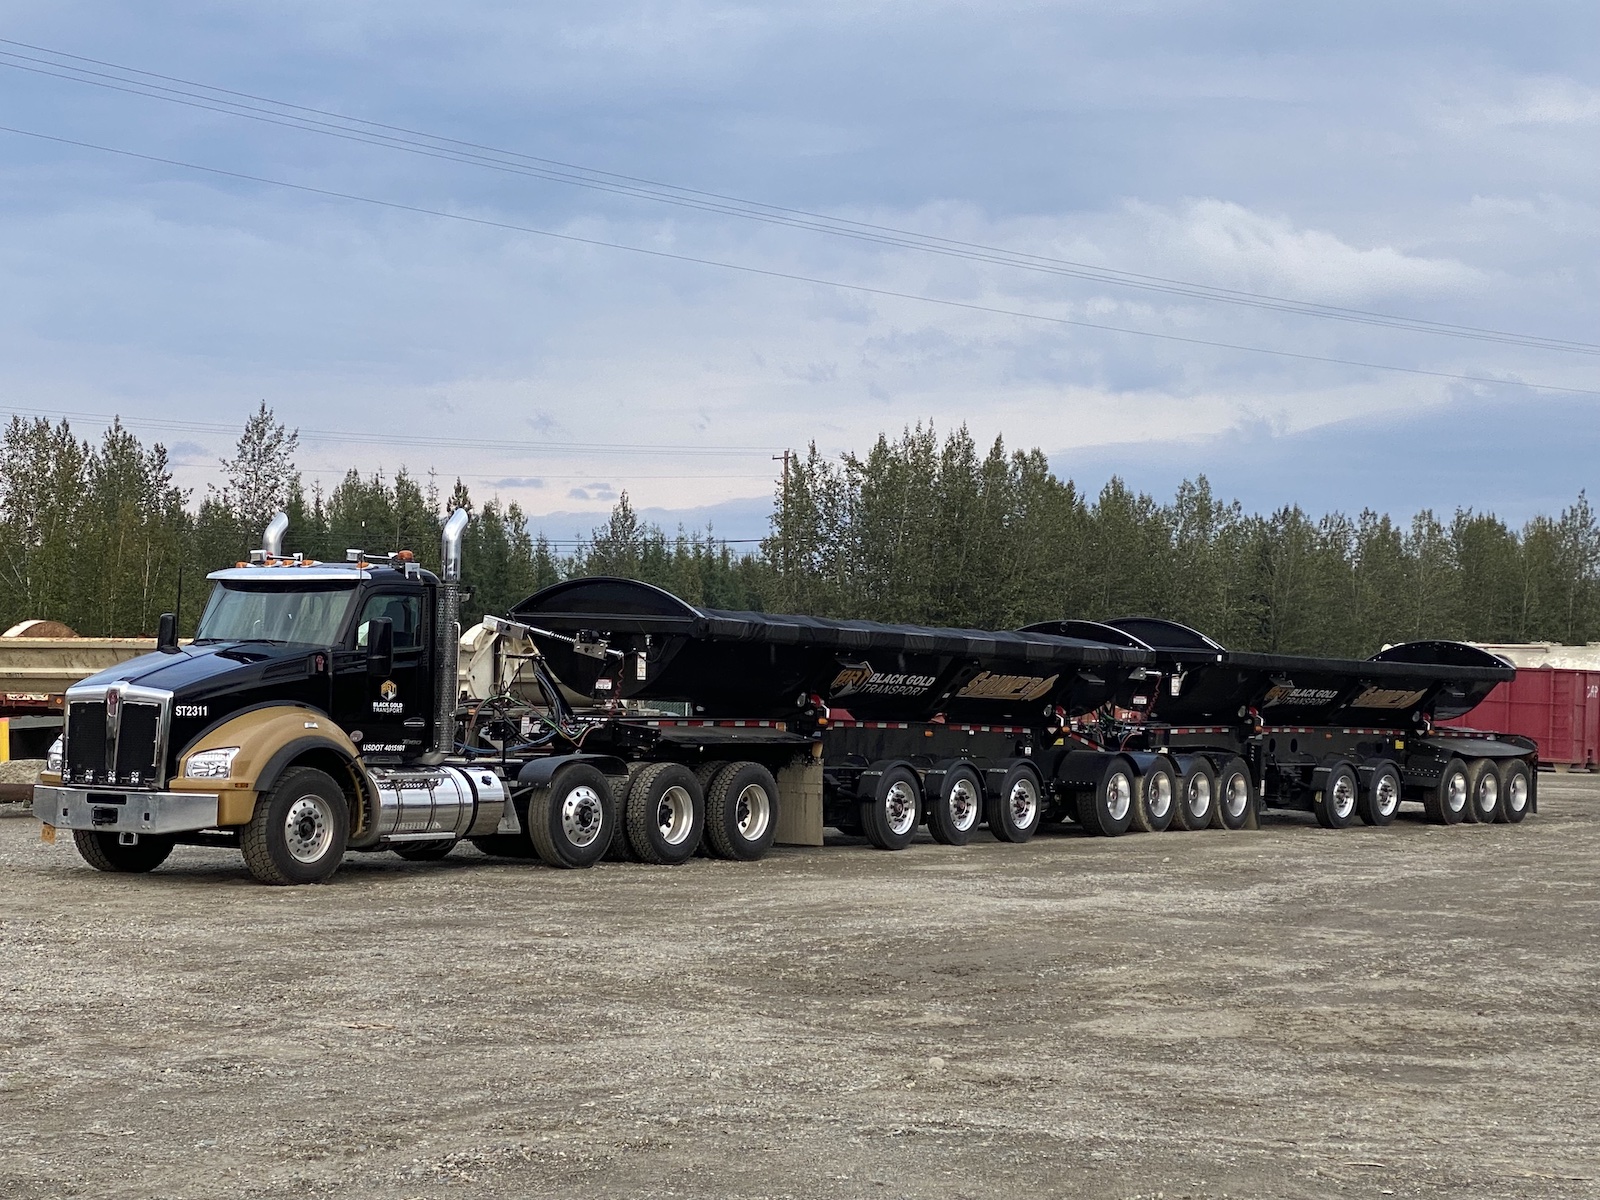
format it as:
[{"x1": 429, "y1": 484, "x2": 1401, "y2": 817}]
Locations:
[
  {"x1": 426, "y1": 507, "x2": 470, "y2": 763},
  {"x1": 262, "y1": 511, "x2": 289, "y2": 558}
]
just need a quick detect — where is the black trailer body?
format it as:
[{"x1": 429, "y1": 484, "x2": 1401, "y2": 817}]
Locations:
[
  {"x1": 512, "y1": 580, "x2": 1534, "y2": 847},
  {"x1": 1024, "y1": 617, "x2": 1534, "y2": 830}
]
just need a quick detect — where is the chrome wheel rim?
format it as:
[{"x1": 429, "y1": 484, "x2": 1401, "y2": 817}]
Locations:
[
  {"x1": 735, "y1": 783, "x2": 772, "y2": 840},
  {"x1": 948, "y1": 778, "x2": 980, "y2": 831},
  {"x1": 1445, "y1": 772, "x2": 1467, "y2": 813},
  {"x1": 1224, "y1": 772, "x2": 1250, "y2": 820},
  {"x1": 1105, "y1": 773, "x2": 1132, "y2": 822},
  {"x1": 1146, "y1": 773, "x2": 1173, "y2": 820},
  {"x1": 285, "y1": 794, "x2": 335, "y2": 863},
  {"x1": 562, "y1": 785, "x2": 605, "y2": 847},
  {"x1": 1507, "y1": 774, "x2": 1529, "y2": 813},
  {"x1": 884, "y1": 780, "x2": 918, "y2": 836},
  {"x1": 656, "y1": 784, "x2": 695, "y2": 845},
  {"x1": 1187, "y1": 774, "x2": 1212, "y2": 821},
  {"x1": 1008, "y1": 777, "x2": 1039, "y2": 828},
  {"x1": 1374, "y1": 773, "x2": 1399, "y2": 817},
  {"x1": 1476, "y1": 774, "x2": 1499, "y2": 815},
  {"x1": 1331, "y1": 773, "x2": 1356, "y2": 820}
]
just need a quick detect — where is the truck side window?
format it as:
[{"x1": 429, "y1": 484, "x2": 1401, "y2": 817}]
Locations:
[{"x1": 356, "y1": 593, "x2": 422, "y2": 649}]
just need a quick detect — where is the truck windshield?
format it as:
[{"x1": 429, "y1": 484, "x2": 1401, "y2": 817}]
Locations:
[{"x1": 195, "y1": 583, "x2": 357, "y2": 646}]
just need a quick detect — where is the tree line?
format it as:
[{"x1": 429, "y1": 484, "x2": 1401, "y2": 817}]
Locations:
[{"x1": 0, "y1": 409, "x2": 1594, "y2": 656}]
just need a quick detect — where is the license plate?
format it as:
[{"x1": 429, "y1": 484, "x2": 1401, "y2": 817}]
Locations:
[{"x1": 40, "y1": 823, "x2": 56, "y2": 844}]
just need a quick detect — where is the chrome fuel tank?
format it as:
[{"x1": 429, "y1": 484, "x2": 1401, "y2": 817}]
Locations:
[{"x1": 368, "y1": 765, "x2": 507, "y2": 841}]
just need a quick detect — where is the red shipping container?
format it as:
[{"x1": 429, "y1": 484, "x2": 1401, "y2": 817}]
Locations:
[{"x1": 1446, "y1": 668, "x2": 1600, "y2": 770}]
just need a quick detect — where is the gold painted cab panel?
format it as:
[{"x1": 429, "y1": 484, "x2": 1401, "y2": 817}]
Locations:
[{"x1": 176, "y1": 705, "x2": 368, "y2": 827}]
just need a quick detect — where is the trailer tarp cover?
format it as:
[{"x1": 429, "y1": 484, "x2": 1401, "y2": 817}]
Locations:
[
  {"x1": 1024, "y1": 616, "x2": 1514, "y2": 727},
  {"x1": 513, "y1": 578, "x2": 1152, "y2": 721}
]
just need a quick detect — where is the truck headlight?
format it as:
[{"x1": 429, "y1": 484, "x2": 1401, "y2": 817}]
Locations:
[
  {"x1": 185, "y1": 747, "x2": 241, "y2": 779},
  {"x1": 45, "y1": 736, "x2": 63, "y2": 775}
]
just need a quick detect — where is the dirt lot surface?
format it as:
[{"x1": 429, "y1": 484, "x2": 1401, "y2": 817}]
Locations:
[{"x1": 2, "y1": 777, "x2": 1597, "y2": 1200}]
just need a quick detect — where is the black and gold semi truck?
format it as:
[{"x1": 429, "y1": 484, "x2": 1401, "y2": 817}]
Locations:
[{"x1": 34, "y1": 512, "x2": 1536, "y2": 884}]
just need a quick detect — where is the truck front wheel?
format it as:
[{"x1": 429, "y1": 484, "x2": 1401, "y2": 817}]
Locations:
[
  {"x1": 241, "y1": 766, "x2": 350, "y2": 885},
  {"x1": 72, "y1": 830, "x2": 175, "y2": 874}
]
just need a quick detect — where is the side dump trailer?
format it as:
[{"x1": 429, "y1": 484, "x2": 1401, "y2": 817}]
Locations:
[
  {"x1": 514, "y1": 578, "x2": 1534, "y2": 846},
  {"x1": 30, "y1": 511, "x2": 1537, "y2": 887}
]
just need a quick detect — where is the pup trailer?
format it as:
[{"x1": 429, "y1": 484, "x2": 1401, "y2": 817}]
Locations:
[{"x1": 33, "y1": 513, "x2": 1535, "y2": 884}]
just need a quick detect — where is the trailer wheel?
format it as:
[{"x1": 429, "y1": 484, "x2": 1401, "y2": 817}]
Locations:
[
  {"x1": 1424, "y1": 759, "x2": 1469, "y2": 826},
  {"x1": 527, "y1": 764, "x2": 615, "y2": 869},
  {"x1": 1357, "y1": 762, "x2": 1401, "y2": 826},
  {"x1": 391, "y1": 839, "x2": 455, "y2": 861},
  {"x1": 861, "y1": 766, "x2": 922, "y2": 850},
  {"x1": 624, "y1": 762, "x2": 705, "y2": 865},
  {"x1": 241, "y1": 766, "x2": 350, "y2": 885},
  {"x1": 72, "y1": 831, "x2": 176, "y2": 874},
  {"x1": 1131, "y1": 760, "x2": 1177, "y2": 833},
  {"x1": 1173, "y1": 760, "x2": 1216, "y2": 831},
  {"x1": 1465, "y1": 759, "x2": 1501, "y2": 823},
  {"x1": 928, "y1": 763, "x2": 985, "y2": 845},
  {"x1": 1313, "y1": 762, "x2": 1358, "y2": 829},
  {"x1": 704, "y1": 761, "x2": 779, "y2": 861},
  {"x1": 1212, "y1": 757, "x2": 1253, "y2": 831},
  {"x1": 1077, "y1": 757, "x2": 1136, "y2": 837},
  {"x1": 1497, "y1": 760, "x2": 1532, "y2": 824},
  {"x1": 988, "y1": 763, "x2": 1044, "y2": 843}
]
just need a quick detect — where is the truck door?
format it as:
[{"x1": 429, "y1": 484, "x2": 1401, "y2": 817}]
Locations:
[{"x1": 348, "y1": 590, "x2": 433, "y2": 759}]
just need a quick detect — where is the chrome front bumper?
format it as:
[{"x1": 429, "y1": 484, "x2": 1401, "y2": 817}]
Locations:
[{"x1": 34, "y1": 785, "x2": 220, "y2": 836}]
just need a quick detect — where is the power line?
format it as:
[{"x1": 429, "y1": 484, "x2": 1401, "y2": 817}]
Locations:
[
  {"x1": 3, "y1": 122, "x2": 1598, "y2": 401},
  {"x1": 2, "y1": 39, "x2": 1597, "y2": 357}
]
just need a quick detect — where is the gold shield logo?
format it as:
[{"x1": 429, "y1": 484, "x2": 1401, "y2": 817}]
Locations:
[{"x1": 379, "y1": 680, "x2": 398, "y2": 701}]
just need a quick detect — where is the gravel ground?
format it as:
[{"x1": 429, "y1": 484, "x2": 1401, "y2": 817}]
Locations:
[{"x1": 2, "y1": 775, "x2": 1597, "y2": 1199}]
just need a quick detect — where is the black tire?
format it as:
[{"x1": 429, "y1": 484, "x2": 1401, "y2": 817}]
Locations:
[
  {"x1": 241, "y1": 766, "x2": 350, "y2": 885},
  {"x1": 1076, "y1": 756, "x2": 1136, "y2": 837},
  {"x1": 703, "y1": 761, "x2": 780, "y2": 861},
  {"x1": 1212, "y1": 757, "x2": 1253, "y2": 831},
  {"x1": 927, "y1": 763, "x2": 985, "y2": 846},
  {"x1": 1312, "y1": 761, "x2": 1358, "y2": 829},
  {"x1": 391, "y1": 839, "x2": 455, "y2": 861},
  {"x1": 605, "y1": 773, "x2": 639, "y2": 861},
  {"x1": 1424, "y1": 758, "x2": 1469, "y2": 826},
  {"x1": 624, "y1": 762, "x2": 704, "y2": 865},
  {"x1": 1172, "y1": 760, "x2": 1217, "y2": 831},
  {"x1": 861, "y1": 765, "x2": 921, "y2": 850},
  {"x1": 72, "y1": 830, "x2": 175, "y2": 874},
  {"x1": 987, "y1": 762, "x2": 1045, "y2": 843},
  {"x1": 1130, "y1": 760, "x2": 1177, "y2": 833},
  {"x1": 1357, "y1": 761, "x2": 1402, "y2": 826},
  {"x1": 1498, "y1": 759, "x2": 1532, "y2": 824},
  {"x1": 1465, "y1": 758, "x2": 1501, "y2": 823},
  {"x1": 527, "y1": 764, "x2": 614, "y2": 869}
]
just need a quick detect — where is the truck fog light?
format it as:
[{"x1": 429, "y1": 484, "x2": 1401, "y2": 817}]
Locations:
[
  {"x1": 185, "y1": 747, "x2": 241, "y2": 779},
  {"x1": 46, "y1": 736, "x2": 64, "y2": 775}
]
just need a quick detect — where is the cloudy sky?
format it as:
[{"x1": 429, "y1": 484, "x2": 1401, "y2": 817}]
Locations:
[{"x1": 1, "y1": 1, "x2": 1596, "y2": 544}]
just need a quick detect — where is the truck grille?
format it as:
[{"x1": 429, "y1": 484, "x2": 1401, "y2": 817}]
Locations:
[
  {"x1": 63, "y1": 692, "x2": 168, "y2": 788},
  {"x1": 65, "y1": 700, "x2": 107, "y2": 784},
  {"x1": 114, "y1": 702, "x2": 163, "y2": 786}
]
